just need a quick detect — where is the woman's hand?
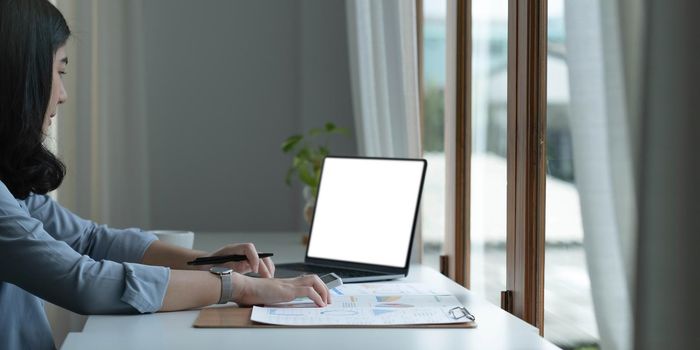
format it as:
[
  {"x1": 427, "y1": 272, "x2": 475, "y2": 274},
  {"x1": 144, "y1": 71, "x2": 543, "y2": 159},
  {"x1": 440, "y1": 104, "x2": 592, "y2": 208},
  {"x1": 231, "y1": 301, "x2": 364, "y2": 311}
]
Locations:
[
  {"x1": 196, "y1": 243, "x2": 275, "y2": 278},
  {"x1": 232, "y1": 273, "x2": 331, "y2": 307}
]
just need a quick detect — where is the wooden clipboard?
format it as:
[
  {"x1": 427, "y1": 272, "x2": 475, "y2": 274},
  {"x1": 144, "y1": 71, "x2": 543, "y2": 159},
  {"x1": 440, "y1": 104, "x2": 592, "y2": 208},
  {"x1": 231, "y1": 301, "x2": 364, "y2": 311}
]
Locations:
[{"x1": 193, "y1": 306, "x2": 477, "y2": 329}]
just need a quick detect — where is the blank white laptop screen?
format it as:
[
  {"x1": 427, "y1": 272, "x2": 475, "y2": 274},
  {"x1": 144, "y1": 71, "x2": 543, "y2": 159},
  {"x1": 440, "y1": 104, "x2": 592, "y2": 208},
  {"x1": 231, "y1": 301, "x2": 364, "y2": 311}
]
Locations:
[{"x1": 306, "y1": 157, "x2": 425, "y2": 268}]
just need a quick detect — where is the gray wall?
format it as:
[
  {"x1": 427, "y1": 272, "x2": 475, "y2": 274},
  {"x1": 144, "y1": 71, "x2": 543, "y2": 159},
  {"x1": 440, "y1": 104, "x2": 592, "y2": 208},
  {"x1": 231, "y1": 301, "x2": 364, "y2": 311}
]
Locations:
[
  {"x1": 300, "y1": 0, "x2": 356, "y2": 150},
  {"x1": 141, "y1": 0, "x2": 356, "y2": 232},
  {"x1": 635, "y1": 0, "x2": 700, "y2": 348}
]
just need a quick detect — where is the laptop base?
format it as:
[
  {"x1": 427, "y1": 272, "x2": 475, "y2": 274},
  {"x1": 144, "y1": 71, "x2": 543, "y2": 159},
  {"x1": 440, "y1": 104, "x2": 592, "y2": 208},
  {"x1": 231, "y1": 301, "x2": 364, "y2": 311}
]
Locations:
[{"x1": 274, "y1": 262, "x2": 404, "y2": 283}]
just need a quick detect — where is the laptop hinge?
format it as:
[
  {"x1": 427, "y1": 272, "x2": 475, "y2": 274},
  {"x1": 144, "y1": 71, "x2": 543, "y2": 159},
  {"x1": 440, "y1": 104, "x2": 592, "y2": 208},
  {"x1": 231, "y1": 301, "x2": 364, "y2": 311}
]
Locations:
[{"x1": 305, "y1": 261, "x2": 385, "y2": 274}]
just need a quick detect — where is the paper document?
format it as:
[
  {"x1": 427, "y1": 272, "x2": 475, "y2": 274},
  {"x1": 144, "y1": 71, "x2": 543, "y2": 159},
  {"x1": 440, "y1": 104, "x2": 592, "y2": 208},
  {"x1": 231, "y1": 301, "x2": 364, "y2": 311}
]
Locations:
[{"x1": 250, "y1": 283, "x2": 474, "y2": 326}]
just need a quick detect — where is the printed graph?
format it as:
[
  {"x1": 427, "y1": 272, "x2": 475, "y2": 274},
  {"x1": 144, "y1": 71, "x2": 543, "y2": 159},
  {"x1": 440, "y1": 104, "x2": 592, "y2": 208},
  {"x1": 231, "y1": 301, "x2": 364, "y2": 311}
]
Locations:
[
  {"x1": 320, "y1": 310, "x2": 359, "y2": 317},
  {"x1": 375, "y1": 303, "x2": 414, "y2": 308},
  {"x1": 375, "y1": 296, "x2": 401, "y2": 302},
  {"x1": 269, "y1": 309, "x2": 306, "y2": 317},
  {"x1": 372, "y1": 309, "x2": 396, "y2": 316}
]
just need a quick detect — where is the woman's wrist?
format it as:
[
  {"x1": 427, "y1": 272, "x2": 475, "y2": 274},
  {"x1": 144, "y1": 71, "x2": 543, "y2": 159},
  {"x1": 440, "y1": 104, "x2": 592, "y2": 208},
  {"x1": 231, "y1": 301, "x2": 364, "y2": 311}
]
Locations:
[{"x1": 230, "y1": 273, "x2": 247, "y2": 304}]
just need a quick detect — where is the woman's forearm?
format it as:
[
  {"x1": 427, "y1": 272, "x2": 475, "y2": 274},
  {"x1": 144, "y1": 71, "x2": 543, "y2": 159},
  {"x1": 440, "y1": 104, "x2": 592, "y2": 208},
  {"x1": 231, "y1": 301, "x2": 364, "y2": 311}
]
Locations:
[
  {"x1": 141, "y1": 240, "x2": 206, "y2": 270},
  {"x1": 159, "y1": 269, "x2": 221, "y2": 311},
  {"x1": 159, "y1": 271, "x2": 331, "y2": 312}
]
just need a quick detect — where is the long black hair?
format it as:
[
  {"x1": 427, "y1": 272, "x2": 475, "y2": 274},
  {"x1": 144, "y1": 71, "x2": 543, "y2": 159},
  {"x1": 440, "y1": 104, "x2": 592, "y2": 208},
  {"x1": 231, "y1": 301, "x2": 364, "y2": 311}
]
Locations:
[{"x1": 0, "y1": 0, "x2": 70, "y2": 199}]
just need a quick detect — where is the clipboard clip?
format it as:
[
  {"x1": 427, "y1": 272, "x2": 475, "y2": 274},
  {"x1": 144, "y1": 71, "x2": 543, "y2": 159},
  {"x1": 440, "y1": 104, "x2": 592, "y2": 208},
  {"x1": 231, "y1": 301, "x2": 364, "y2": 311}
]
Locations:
[{"x1": 448, "y1": 306, "x2": 476, "y2": 321}]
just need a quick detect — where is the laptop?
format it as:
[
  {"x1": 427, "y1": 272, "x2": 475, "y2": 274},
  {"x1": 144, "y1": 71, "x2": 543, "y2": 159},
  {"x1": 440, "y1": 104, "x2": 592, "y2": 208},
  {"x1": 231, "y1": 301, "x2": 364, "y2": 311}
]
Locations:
[{"x1": 275, "y1": 156, "x2": 427, "y2": 282}]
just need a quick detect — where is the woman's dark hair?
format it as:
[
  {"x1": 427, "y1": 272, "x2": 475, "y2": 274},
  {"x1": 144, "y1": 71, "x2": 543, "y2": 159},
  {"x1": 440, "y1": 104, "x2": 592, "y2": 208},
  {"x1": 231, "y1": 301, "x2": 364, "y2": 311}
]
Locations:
[{"x1": 0, "y1": 0, "x2": 70, "y2": 199}]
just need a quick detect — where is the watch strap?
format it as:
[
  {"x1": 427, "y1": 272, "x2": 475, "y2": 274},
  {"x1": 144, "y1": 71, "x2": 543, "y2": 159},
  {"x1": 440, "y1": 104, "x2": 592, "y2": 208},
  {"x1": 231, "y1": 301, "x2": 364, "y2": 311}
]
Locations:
[{"x1": 217, "y1": 271, "x2": 232, "y2": 304}]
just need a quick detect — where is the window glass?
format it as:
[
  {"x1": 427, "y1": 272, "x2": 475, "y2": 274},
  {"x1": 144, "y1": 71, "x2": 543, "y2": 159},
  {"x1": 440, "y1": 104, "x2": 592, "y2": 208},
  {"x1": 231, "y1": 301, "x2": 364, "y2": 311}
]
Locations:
[
  {"x1": 469, "y1": 0, "x2": 508, "y2": 306},
  {"x1": 420, "y1": 0, "x2": 447, "y2": 271}
]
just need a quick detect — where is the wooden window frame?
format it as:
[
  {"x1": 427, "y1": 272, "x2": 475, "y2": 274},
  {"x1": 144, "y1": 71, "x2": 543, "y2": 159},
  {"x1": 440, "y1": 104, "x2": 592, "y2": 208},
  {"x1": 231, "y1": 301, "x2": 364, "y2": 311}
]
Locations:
[
  {"x1": 452, "y1": 0, "x2": 472, "y2": 288},
  {"x1": 505, "y1": 0, "x2": 547, "y2": 333}
]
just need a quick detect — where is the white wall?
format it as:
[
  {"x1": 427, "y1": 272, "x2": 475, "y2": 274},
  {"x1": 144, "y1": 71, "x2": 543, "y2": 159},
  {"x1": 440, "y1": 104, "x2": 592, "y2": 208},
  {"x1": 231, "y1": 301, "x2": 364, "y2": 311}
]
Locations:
[{"x1": 141, "y1": 0, "x2": 356, "y2": 232}]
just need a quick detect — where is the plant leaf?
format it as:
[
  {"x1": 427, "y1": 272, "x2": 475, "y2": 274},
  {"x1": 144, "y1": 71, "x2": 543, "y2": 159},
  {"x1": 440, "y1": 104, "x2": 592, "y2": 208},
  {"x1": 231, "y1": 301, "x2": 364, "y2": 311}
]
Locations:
[
  {"x1": 281, "y1": 135, "x2": 303, "y2": 153},
  {"x1": 296, "y1": 148, "x2": 310, "y2": 161},
  {"x1": 331, "y1": 127, "x2": 350, "y2": 135},
  {"x1": 283, "y1": 123, "x2": 351, "y2": 188},
  {"x1": 298, "y1": 165, "x2": 317, "y2": 188},
  {"x1": 319, "y1": 146, "x2": 330, "y2": 158},
  {"x1": 313, "y1": 164, "x2": 322, "y2": 181},
  {"x1": 292, "y1": 156, "x2": 302, "y2": 168},
  {"x1": 309, "y1": 128, "x2": 324, "y2": 136}
]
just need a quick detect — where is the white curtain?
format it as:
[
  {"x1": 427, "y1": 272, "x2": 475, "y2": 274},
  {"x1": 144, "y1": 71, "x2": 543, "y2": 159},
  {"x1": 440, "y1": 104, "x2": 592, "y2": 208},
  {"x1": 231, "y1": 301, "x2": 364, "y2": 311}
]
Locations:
[
  {"x1": 56, "y1": 0, "x2": 150, "y2": 228},
  {"x1": 345, "y1": 0, "x2": 422, "y2": 158},
  {"x1": 565, "y1": 0, "x2": 643, "y2": 349},
  {"x1": 46, "y1": 0, "x2": 150, "y2": 346},
  {"x1": 345, "y1": 0, "x2": 423, "y2": 263}
]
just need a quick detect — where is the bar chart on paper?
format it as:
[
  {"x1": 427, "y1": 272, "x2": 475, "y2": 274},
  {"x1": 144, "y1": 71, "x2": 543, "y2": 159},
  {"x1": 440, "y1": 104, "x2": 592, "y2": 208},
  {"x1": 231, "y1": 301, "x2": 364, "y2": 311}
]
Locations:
[{"x1": 250, "y1": 283, "x2": 475, "y2": 326}]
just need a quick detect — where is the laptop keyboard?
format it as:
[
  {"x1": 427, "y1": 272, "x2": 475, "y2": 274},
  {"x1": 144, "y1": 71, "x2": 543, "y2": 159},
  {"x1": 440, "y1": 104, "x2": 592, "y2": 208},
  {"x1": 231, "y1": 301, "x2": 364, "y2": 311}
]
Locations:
[{"x1": 279, "y1": 263, "x2": 380, "y2": 278}]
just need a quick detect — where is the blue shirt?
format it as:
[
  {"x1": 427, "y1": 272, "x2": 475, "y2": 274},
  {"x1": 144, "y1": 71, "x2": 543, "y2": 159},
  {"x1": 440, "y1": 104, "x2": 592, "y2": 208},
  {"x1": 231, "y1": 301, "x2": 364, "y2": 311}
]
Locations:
[{"x1": 0, "y1": 181, "x2": 170, "y2": 350}]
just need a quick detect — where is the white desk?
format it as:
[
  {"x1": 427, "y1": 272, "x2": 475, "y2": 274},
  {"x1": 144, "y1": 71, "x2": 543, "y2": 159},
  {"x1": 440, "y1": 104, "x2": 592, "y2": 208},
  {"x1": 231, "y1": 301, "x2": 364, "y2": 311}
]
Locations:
[{"x1": 61, "y1": 232, "x2": 560, "y2": 350}]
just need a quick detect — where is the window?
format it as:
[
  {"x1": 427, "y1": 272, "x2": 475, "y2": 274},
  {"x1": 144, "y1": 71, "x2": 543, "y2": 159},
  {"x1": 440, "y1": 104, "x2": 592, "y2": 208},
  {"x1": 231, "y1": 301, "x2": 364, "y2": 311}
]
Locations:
[{"x1": 421, "y1": 0, "x2": 636, "y2": 347}]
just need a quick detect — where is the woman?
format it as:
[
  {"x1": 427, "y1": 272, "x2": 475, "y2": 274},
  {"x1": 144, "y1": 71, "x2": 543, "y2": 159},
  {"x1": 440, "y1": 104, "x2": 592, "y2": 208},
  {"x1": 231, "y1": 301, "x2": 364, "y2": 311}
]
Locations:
[{"x1": 0, "y1": 1, "x2": 329, "y2": 349}]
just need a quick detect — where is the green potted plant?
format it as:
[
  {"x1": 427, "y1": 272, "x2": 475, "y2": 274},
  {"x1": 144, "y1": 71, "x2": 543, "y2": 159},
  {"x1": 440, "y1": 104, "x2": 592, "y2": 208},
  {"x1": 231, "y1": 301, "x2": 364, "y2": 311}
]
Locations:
[{"x1": 281, "y1": 122, "x2": 349, "y2": 224}]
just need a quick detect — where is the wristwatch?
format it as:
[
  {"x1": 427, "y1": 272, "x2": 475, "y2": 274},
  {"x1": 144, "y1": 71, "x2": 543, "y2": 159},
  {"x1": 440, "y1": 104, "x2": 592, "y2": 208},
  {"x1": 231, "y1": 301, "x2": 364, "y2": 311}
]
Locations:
[{"x1": 209, "y1": 266, "x2": 233, "y2": 304}]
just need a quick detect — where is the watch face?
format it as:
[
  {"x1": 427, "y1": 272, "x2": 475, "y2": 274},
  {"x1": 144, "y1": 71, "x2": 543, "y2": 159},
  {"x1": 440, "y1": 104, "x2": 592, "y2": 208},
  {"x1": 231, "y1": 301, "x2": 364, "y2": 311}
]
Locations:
[{"x1": 210, "y1": 266, "x2": 233, "y2": 274}]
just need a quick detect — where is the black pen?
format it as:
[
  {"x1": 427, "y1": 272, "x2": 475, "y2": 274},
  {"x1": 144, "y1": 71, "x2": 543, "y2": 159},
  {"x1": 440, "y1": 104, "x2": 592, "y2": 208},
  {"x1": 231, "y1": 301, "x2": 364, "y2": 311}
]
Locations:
[{"x1": 186, "y1": 253, "x2": 274, "y2": 266}]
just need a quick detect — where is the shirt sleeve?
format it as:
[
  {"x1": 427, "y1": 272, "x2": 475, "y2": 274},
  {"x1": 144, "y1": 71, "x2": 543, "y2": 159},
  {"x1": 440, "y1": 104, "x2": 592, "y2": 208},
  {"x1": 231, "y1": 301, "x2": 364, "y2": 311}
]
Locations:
[
  {"x1": 23, "y1": 193, "x2": 156, "y2": 264},
  {"x1": 0, "y1": 182, "x2": 170, "y2": 314}
]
